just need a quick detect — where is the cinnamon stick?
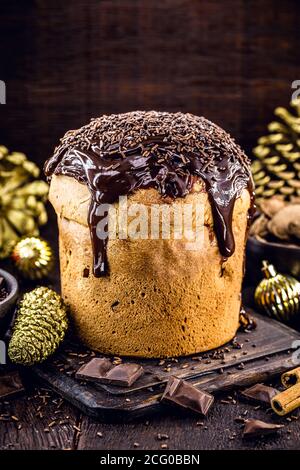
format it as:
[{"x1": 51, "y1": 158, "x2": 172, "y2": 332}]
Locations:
[
  {"x1": 281, "y1": 367, "x2": 300, "y2": 388},
  {"x1": 271, "y1": 382, "x2": 300, "y2": 416}
]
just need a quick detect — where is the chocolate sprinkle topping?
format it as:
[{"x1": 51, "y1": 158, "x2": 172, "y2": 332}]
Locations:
[{"x1": 45, "y1": 111, "x2": 254, "y2": 276}]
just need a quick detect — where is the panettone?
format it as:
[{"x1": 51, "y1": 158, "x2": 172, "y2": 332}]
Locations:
[{"x1": 45, "y1": 111, "x2": 254, "y2": 358}]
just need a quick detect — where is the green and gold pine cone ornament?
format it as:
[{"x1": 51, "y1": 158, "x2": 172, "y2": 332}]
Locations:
[
  {"x1": 8, "y1": 287, "x2": 68, "y2": 366},
  {"x1": 0, "y1": 145, "x2": 49, "y2": 259},
  {"x1": 11, "y1": 237, "x2": 53, "y2": 280},
  {"x1": 252, "y1": 99, "x2": 300, "y2": 207},
  {"x1": 255, "y1": 261, "x2": 300, "y2": 323}
]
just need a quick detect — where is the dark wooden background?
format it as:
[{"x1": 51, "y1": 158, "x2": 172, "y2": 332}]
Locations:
[{"x1": 0, "y1": 0, "x2": 300, "y2": 166}]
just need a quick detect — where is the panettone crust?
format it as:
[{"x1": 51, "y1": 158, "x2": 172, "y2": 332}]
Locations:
[{"x1": 50, "y1": 175, "x2": 250, "y2": 357}]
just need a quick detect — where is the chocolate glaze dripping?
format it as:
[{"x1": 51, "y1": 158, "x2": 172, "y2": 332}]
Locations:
[{"x1": 45, "y1": 139, "x2": 254, "y2": 277}]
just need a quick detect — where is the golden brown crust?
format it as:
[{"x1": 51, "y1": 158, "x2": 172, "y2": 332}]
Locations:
[{"x1": 50, "y1": 175, "x2": 250, "y2": 357}]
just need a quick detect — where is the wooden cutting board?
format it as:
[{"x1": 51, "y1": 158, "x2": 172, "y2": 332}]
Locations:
[{"x1": 32, "y1": 310, "x2": 300, "y2": 421}]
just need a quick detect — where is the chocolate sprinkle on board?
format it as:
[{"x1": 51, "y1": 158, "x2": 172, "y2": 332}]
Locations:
[
  {"x1": 243, "y1": 419, "x2": 283, "y2": 438},
  {"x1": 161, "y1": 376, "x2": 214, "y2": 417},
  {"x1": 241, "y1": 383, "x2": 278, "y2": 406},
  {"x1": 45, "y1": 111, "x2": 254, "y2": 276}
]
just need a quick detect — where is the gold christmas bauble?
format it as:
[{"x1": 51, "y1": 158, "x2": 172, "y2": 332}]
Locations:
[
  {"x1": 255, "y1": 261, "x2": 300, "y2": 323},
  {"x1": 8, "y1": 287, "x2": 68, "y2": 366},
  {"x1": 11, "y1": 237, "x2": 53, "y2": 280}
]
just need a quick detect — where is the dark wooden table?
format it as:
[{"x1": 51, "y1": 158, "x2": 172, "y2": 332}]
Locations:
[
  {"x1": 1, "y1": 377, "x2": 300, "y2": 450},
  {"x1": 0, "y1": 211, "x2": 300, "y2": 451}
]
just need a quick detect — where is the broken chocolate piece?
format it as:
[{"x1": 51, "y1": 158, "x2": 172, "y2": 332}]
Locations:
[
  {"x1": 161, "y1": 376, "x2": 214, "y2": 416},
  {"x1": 243, "y1": 419, "x2": 283, "y2": 438},
  {"x1": 0, "y1": 370, "x2": 24, "y2": 399},
  {"x1": 75, "y1": 357, "x2": 111, "y2": 379},
  {"x1": 75, "y1": 358, "x2": 144, "y2": 387},
  {"x1": 241, "y1": 383, "x2": 278, "y2": 405}
]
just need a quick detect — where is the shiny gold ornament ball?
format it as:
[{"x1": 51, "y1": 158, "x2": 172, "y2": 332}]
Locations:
[
  {"x1": 8, "y1": 287, "x2": 68, "y2": 366},
  {"x1": 255, "y1": 261, "x2": 300, "y2": 323},
  {"x1": 12, "y1": 237, "x2": 53, "y2": 280}
]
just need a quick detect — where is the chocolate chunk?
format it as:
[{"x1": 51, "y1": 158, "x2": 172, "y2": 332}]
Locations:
[
  {"x1": 243, "y1": 419, "x2": 283, "y2": 438},
  {"x1": 75, "y1": 358, "x2": 144, "y2": 387},
  {"x1": 0, "y1": 371, "x2": 24, "y2": 399},
  {"x1": 76, "y1": 357, "x2": 111, "y2": 378},
  {"x1": 104, "y1": 363, "x2": 144, "y2": 386},
  {"x1": 161, "y1": 376, "x2": 214, "y2": 416},
  {"x1": 241, "y1": 383, "x2": 278, "y2": 405}
]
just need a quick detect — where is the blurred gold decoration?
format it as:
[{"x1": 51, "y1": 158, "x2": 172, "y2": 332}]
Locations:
[
  {"x1": 8, "y1": 287, "x2": 68, "y2": 366},
  {"x1": 239, "y1": 307, "x2": 257, "y2": 332},
  {"x1": 0, "y1": 145, "x2": 49, "y2": 258},
  {"x1": 12, "y1": 237, "x2": 53, "y2": 280},
  {"x1": 255, "y1": 261, "x2": 300, "y2": 323},
  {"x1": 252, "y1": 99, "x2": 300, "y2": 207}
]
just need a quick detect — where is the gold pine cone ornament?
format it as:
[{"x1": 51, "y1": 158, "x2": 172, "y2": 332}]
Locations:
[
  {"x1": 8, "y1": 287, "x2": 68, "y2": 366},
  {"x1": 0, "y1": 146, "x2": 48, "y2": 258},
  {"x1": 251, "y1": 99, "x2": 300, "y2": 207},
  {"x1": 255, "y1": 261, "x2": 300, "y2": 323},
  {"x1": 12, "y1": 237, "x2": 53, "y2": 280}
]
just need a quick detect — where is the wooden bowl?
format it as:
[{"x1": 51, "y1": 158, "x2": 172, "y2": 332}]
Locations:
[{"x1": 246, "y1": 236, "x2": 300, "y2": 286}]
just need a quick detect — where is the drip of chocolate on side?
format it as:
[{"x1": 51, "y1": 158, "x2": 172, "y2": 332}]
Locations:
[{"x1": 45, "y1": 112, "x2": 254, "y2": 277}]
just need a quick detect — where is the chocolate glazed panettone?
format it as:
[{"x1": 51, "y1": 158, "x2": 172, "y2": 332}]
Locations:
[{"x1": 45, "y1": 111, "x2": 254, "y2": 358}]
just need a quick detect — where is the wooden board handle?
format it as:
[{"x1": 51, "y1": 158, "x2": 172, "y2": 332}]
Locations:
[
  {"x1": 281, "y1": 367, "x2": 300, "y2": 388},
  {"x1": 271, "y1": 382, "x2": 300, "y2": 416}
]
